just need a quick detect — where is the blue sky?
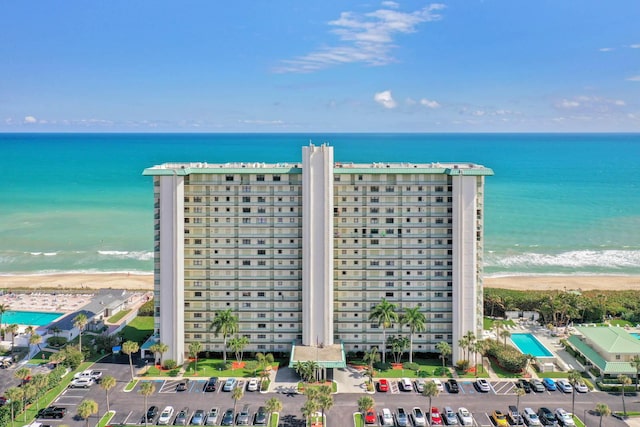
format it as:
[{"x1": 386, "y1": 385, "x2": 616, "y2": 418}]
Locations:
[{"x1": 1, "y1": 0, "x2": 639, "y2": 132}]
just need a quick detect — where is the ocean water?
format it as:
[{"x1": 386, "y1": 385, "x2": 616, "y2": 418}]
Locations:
[{"x1": 1, "y1": 133, "x2": 639, "y2": 277}]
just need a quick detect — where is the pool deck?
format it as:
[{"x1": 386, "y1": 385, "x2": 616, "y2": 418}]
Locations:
[{"x1": 0, "y1": 291, "x2": 94, "y2": 313}]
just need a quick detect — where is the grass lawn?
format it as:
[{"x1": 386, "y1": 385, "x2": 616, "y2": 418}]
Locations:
[
  {"x1": 537, "y1": 371, "x2": 570, "y2": 379},
  {"x1": 484, "y1": 317, "x2": 516, "y2": 330},
  {"x1": 29, "y1": 350, "x2": 55, "y2": 364},
  {"x1": 120, "y1": 316, "x2": 154, "y2": 344},
  {"x1": 98, "y1": 410, "x2": 115, "y2": 427},
  {"x1": 107, "y1": 309, "x2": 132, "y2": 323},
  {"x1": 269, "y1": 413, "x2": 279, "y2": 427},
  {"x1": 608, "y1": 319, "x2": 634, "y2": 327},
  {"x1": 142, "y1": 365, "x2": 181, "y2": 377},
  {"x1": 489, "y1": 359, "x2": 524, "y2": 378},
  {"x1": 354, "y1": 412, "x2": 364, "y2": 427},
  {"x1": 297, "y1": 381, "x2": 338, "y2": 394},
  {"x1": 183, "y1": 358, "x2": 280, "y2": 378},
  {"x1": 456, "y1": 364, "x2": 490, "y2": 379},
  {"x1": 350, "y1": 358, "x2": 451, "y2": 379},
  {"x1": 573, "y1": 415, "x2": 586, "y2": 427}
]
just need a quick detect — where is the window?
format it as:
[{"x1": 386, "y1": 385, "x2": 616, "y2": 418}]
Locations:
[
  {"x1": 257, "y1": 334, "x2": 267, "y2": 339},
  {"x1": 273, "y1": 175, "x2": 281, "y2": 181},
  {"x1": 194, "y1": 313, "x2": 202, "y2": 318},
  {"x1": 257, "y1": 292, "x2": 265, "y2": 297},
  {"x1": 385, "y1": 292, "x2": 394, "y2": 297},
  {"x1": 258, "y1": 313, "x2": 266, "y2": 318},
  {"x1": 257, "y1": 249, "x2": 266, "y2": 255},
  {"x1": 257, "y1": 175, "x2": 265, "y2": 181},
  {"x1": 258, "y1": 324, "x2": 266, "y2": 329},
  {"x1": 225, "y1": 175, "x2": 234, "y2": 181}
]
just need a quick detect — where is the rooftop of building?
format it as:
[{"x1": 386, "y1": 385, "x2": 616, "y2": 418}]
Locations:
[
  {"x1": 288, "y1": 343, "x2": 347, "y2": 369},
  {"x1": 574, "y1": 325, "x2": 640, "y2": 354},
  {"x1": 143, "y1": 161, "x2": 493, "y2": 176}
]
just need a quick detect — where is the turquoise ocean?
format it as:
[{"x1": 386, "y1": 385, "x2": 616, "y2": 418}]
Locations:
[{"x1": 1, "y1": 133, "x2": 639, "y2": 277}]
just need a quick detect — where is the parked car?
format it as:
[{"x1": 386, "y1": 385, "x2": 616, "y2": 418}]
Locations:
[
  {"x1": 517, "y1": 379, "x2": 532, "y2": 393},
  {"x1": 157, "y1": 406, "x2": 175, "y2": 425},
  {"x1": 174, "y1": 407, "x2": 190, "y2": 426},
  {"x1": 145, "y1": 406, "x2": 158, "y2": 423},
  {"x1": 236, "y1": 404, "x2": 250, "y2": 426},
  {"x1": 447, "y1": 378, "x2": 460, "y2": 393},
  {"x1": 413, "y1": 407, "x2": 427, "y2": 427},
  {"x1": 522, "y1": 408, "x2": 542, "y2": 426},
  {"x1": 475, "y1": 378, "x2": 491, "y2": 392},
  {"x1": 542, "y1": 378, "x2": 557, "y2": 391},
  {"x1": 457, "y1": 407, "x2": 474, "y2": 426},
  {"x1": 254, "y1": 406, "x2": 268, "y2": 426},
  {"x1": 556, "y1": 379, "x2": 572, "y2": 394},
  {"x1": 530, "y1": 379, "x2": 545, "y2": 393},
  {"x1": 537, "y1": 407, "x2": 557, "y2": 426},
  {"x1": 400, "y1": 377, "x2": 413, "y2": 391},
  {"x1": 191, "y1": 409, "x2": 206, "y2": 426},
  {"x1": 381, "y1": 408, "x2": 394, "y2": 426},
  {"x1": 221, "y1": 409, "x2": 234, "y2": 426},
  {"x1": 574, "y1": 381, "x2": 589, "y2": 393},
  {"x1": 37, "y1": 406, "x2": 67, "y2": 419},
  {"x1": 204, "y1": 377, "x2": 218, "y2": 392},
  {"x1": 491, "y1": 410, "x2": 509, "y2": 427},
  {"x1": 430, "y1": 407, "x2": 443, "y2": 426},
  {"x1": 247, "y1": 378, "x2": 259, "y2": 392},
  {"x1": 204, "y1": 408, "x2": 219, "y2": 426},
  {"x1": 443, "y1": 406, "x2": 458, "y2": 425},
  {"x1": 176, "y1": 379, "x2": 190, "y2": 392},
  {"x1": 378, "y1": 379, "x2": 389, "y2": 392},
  {"x1": 396, "y1": 407, "x2": 409, "y2": 427},
  {"x1": 365, "y1": 408, "x2": 376, "y2": 424},
  {"x1": 415, "y1": 378, "x2": 426, "y2": 392},
  {"x1": 69, "y1": 378, "x2": 94, "y2": 388},
  {"x1": 432, "y1": 378, "x2": 444, "y2": 391},
  {"x1": 507, "y1": 405, "x2": 524, "y2": 425},
  {"x1": 555, "y1": 408, "x2": 575, "y2": 427},
  {"x1": 223, "y1": 378, "x2": 237, "y2": 391}
]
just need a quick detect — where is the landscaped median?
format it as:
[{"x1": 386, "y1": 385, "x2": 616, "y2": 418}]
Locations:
[
  {"x1": 97, "y1": 410, "x2": 115, "y2": 427},
  {"x1": 353, "y1": 412, "x2": 364, "y2": 427}
]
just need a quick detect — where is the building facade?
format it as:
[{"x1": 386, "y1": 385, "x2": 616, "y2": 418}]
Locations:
[{"x1": 143, "y1": 144, "x2": 493, "y2": 364}]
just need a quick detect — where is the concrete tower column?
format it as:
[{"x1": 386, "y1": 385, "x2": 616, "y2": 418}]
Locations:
[
  {"x1": 158, "y1": 174, "x2": 185, "y2": 364},
  {"x1": 302, "y1": 144, "x2": 334, "y2": 346},
  {"x1": 451, "y1": 173, "x2": 479, "y2": 363}
]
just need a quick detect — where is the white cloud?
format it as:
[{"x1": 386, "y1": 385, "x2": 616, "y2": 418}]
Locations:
[
  {"x1": 627, "y1": 75, "x2": 640, "y2": 81},
  {"x1": 629, "y1": 44, "x2": 640, "y2": 49},
  {"x1": 374, "y1": 90, "x2": 397, "y2": 109},
  {"x1": 275, "y1": 2, "x2": 445, "y2": 73},
  {"x1": 238, "y1": 119, "x2": 285, "y2": 125},
  {"x1": 599, "y1": 47, "x2": 614, "y2": 52},
  {"x1": 420, "y1": 98, "x2": 440, "y2": 109},
  {"x1": 558, "y1": 99, "x2": 581, "y2": 108},
  {"x1": 23, "y1": 115, "x2": 37, "y2": 124},
  {"x1": 555, "y1": 96, "x2": 626, "y2": 112}
]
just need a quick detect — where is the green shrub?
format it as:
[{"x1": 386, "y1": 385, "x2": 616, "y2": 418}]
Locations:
[
  {"x1": 402, "y1": 362, "x2": 420, "y2": 371},
  {"x1": 485, "y1": 339, "x2": 527, "y2": 372},
  {"x1": 261, "y1": 379, "x2": 270, "y2": 391},
  {"x1": 373, "y1": 362, "x2": 391, "y2": 371},
  {"x1": 47, "y1": 336, "x2": 68, "y2": 347},
  {"x1": 163, "y1": 359, "x2": 177, "y2": 370},
  {"x1": 138, "y1": 300, "x2": 154, "y2": 316},
  {"x1": 456, "y1": 360, "x2": 470, "y2": 371}
]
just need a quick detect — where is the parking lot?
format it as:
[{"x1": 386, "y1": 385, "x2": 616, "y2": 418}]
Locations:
[{"x1": 29, "y1": 361, "x2": 631, "y2": 427}]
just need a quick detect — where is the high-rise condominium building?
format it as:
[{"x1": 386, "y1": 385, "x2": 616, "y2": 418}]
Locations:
[{"x1": 143, "y1": 144, "x2": 492, "y2": 365}]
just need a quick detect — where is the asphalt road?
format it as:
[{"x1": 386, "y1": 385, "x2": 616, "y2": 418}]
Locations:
[{"x1": 29, "y1": 360, "x2": 637, "y2": 427}]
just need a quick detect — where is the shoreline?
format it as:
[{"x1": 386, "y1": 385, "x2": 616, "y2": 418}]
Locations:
[{"x1": 0, "y1": 272, "x2": 639, "y2": 291}]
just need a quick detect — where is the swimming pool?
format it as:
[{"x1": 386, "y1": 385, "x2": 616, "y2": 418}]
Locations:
[
  {"x1": 1, "y1": 310, "x2": 64, "y2": 326},
  {"x1": 631, "y1": 333, "x2": 640, "y2": 340},
  {"x1": 511, "y1": 333, "x2": 554, "y2": 358}
]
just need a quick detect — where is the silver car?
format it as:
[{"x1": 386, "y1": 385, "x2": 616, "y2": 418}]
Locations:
[
  {"x1": 205, "y1": 408, "x2": 219, "y2": 426},
  {"x1": 443, "y1": 407, "x2": 459, "y2": 425}
]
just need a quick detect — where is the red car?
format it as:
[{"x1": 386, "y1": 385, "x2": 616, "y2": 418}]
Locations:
[
  {"x1": 430, "y1": 407, "x2": 443, "y2": 426},
  {"x1": 378, "y1": 379, "x2": 389, "y2": 392},
  {"x1": 365, "y1": 409, "x2": 376, "y2": 424}
]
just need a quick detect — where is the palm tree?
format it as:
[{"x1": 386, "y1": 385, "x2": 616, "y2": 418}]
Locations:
[
  {"x1": 100, "y1": 375, "x2": 117, "y2": 412},
  {"x1": 500, "y1": 329, "x2": 511, "y2": 345},
  {"x1": 473, "y1": 340, "x2": 487, "y2": 373},
  {"x1": 515, "y1": 387, "x2": 526, "y2": 413},
  {"x1": 265, "y1": 397, "x2": 283, "y2": 424},
  {"x1": 73, "y1": 313, "x2": 88, "y2": 352},
  {"x1": 229, "y1": 335, "x2": 250, "y2": 363},
  {"x1": 618, "y1": 374, "x2": 631, "y2": 416},
  {"x1": 630, "y1": 355, "x2": 640, "y2": 390},
  {"x1": 77, "y1": 399, "x2": 99, "y2": 427},
  {"x1": 567, "y1": 369, "x2": 582, "y2": 417},
  {"x1": 5, "y1": 386, "x2": 22, "y2": 427},
  {"x1": 49, "y1": 325, "x2": 62, "y2": 338},
  {"x1": 5, "y1": 324, "x2": 19, "y2": 351},
  {"x1": 462, "y1": 330, "x2": 476, "y2": 362},
  {"x1": 21, "y1": 383, "x2": 36, "y2": 422},
  {"x1": 301, "y1": 399, "x2": 319, "y2": 426},
  {"x1": 422, "y1": 381, "x2": 440, "y2": 412},
  {"x1": 316, "y1": 386, "x2": 333, "y2": 425},
  {"x1": 29, "y1": 333, "x2": 43, "y2": 352},
  {"x1": 231, "y1": 384, "x2": 244, "y2": 418},
  {"x1": 436, "y1": 341, "x2": 451, "y2": 368},
  {"x1": 149, "y1": 342, "x2": 169, "y2": 366},
  {"x1": 14, "y1": 367, "x2": 31, "y2": 385},
  {"x1": 595, "y1": 402, "x2": 611, "y2": 427},
  {"x1": 31, "y1": 373, "x2": 48, "y2": 414},
  {"x1": 357, "y1": 395, "x2": 374, "y2": 416},
  {"x1": 188, "y1": 341, "x2": 202, "y2": 372},
  {"x1": 139, "y1": 381, "x2": 156, "y2": 427},
  {"x1": 0, "y1": 303, "x2": 7, "y2": 331},
  {"x1": 49, "y1": 350, "x2": 66, "y2": 366},
  {"x1": 368, "y1": 298, "x2": 399, "y2": 364},
  {"x1": 363, "y1": 346, "x2": 380, "y2": 383},
  {"x1": 209, "y1": 309, "x2": 239, "y2": 363},
  {"x1": 401, "y1": 307, "x2": 426, "y2": 363},
  {"x1": 122, "y1": 340, "x2": 139, "y2": 381},
  {"x1": 458, "y1": 336, "x2": 469, "y2": 364}
]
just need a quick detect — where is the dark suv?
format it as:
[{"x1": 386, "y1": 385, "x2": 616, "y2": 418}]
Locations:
[
  {"x1": 517, "y1": 379, "x2": 532, "y2": 393},
  {"x1": 204, "y1": 377, "x2": 218, "y2": 392},
  {"x1": 537, "y1": 407, "x2": 557, "y2": 426},
  {"x1": 37, "y1": 406, "x2": 67, "y2": 419},
  {"x1": 447, "y1": 379, "x2": 459, "y2": 393},
  {"x1": 145, "y1": 405, "x2": 158, "y2": 423}
]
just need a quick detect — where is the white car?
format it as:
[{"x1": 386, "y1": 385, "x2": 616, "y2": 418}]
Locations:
[
  {"x1": 412, "y1": 407, "x2": 426, "y2": 427},
  {"x1": 415, "y1": 378, "x2": 426, "y2": 392},
  {"x1": 457, "y1": 407, "x2": 474, "y2": 426},
  {"x1": 555, "y1": 408, "x2": 575, "y2": 427},
  {"x1": 247, "y1": 378, "x2": 259, "y2": 392},
  {"x1": 432, "y1": 379, "x2": 444, "y2": 392},
  {"x1": 522, "y1": 407, "x2": 542, "y2": 426},
  {"x1": 400, "y1": 378, "x2": 413, "y2": 391},
  {"x1": 556, "y1": 379, "x2": 573, "y2": 393},
  {"x1": 381, "y1": 408, "x2": 394, "y2": 426},
  {"x1": 157, "y1": 406, "x2": 175, "y2": 425},
  {"x1": 73, "y1": 369, "x2": 93, "y2": 379},
  {"x1": 475, "y1": 378, "x2": 491, "y2": 392},
  {"x1": 574, "y1": 381, "x2": 589, "y2": 393},
  {"x1": 69, "y1": 377, "x2": 94, "y2": 388}
]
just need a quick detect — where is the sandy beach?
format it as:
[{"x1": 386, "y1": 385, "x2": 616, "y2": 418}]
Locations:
[{"x1": 0, "y1": 273, "x2": 639, "y2": 292}]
